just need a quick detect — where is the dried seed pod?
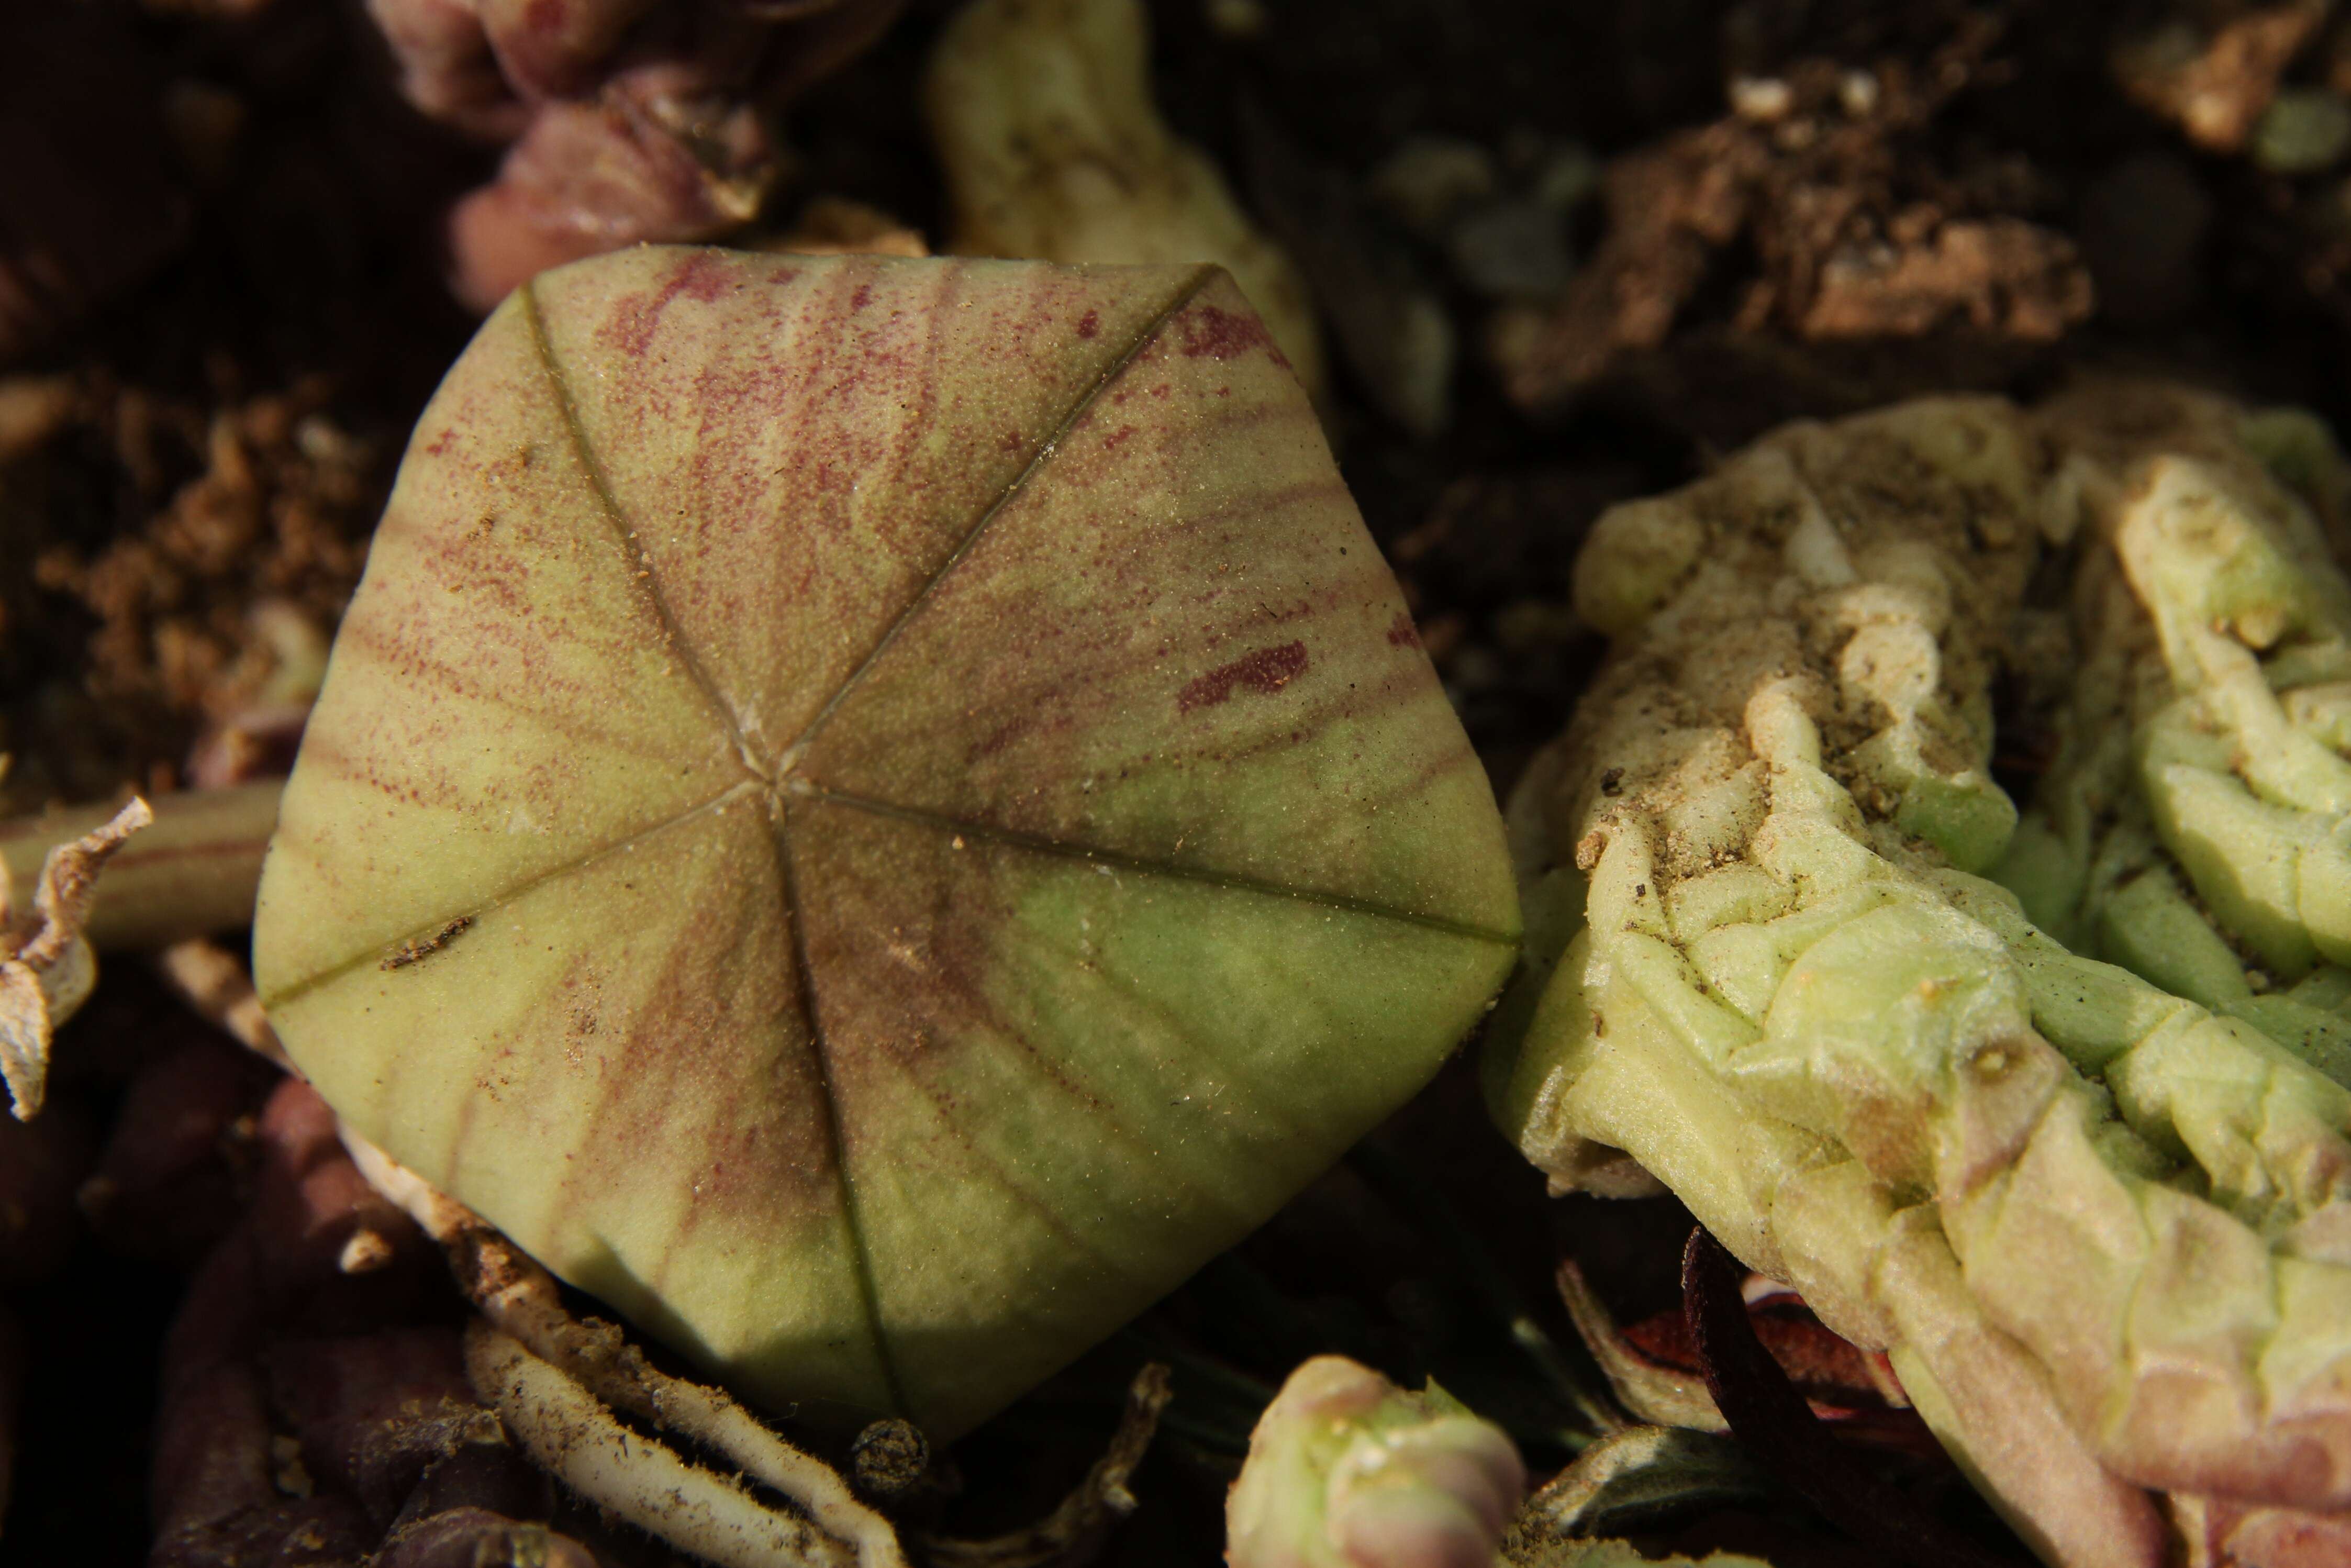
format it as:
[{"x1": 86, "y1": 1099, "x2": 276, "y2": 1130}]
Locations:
[{"x1": 253, "y1": 248, "x2": 1518, "y2": 1438}]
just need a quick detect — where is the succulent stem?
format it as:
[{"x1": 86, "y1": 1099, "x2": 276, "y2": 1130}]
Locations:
[{"x1": 0, "y1": 779, "x2": 281, "y2": 950}]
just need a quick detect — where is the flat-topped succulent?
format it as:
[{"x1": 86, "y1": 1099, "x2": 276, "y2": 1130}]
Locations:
[{"x1": 250, "y1": 246, "x2": 1519, "y2": 1440}]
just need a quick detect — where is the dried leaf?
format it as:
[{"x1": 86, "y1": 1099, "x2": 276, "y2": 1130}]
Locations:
[
  {"x1": 919, "y1": 1364, "x2": 1171, "y2": 1568},
  {"x1": 1554, "y1": 1263, "x2": 1725, "y2": 1434},
  {"x1": 0, "y1": 796, "x2": 151, "y2": 1119},
  {"x1": 1682, "y1": 1229, "x2": 2023, "y2": 1568},
  {"x1": 1505, "y1": 1424, "x2": 1768, "y2": 1548}
]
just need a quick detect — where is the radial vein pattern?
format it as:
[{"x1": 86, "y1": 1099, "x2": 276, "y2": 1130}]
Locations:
[{"x1": 252, "y1": 247, "x2": 1520, "y2": 1437}]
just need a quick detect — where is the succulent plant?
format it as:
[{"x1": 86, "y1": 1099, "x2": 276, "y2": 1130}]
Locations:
[
  {"x1": 1227, "y1": 1354, "x2": 1526, "y2": 1568},
  {"x1": 2005, "y1": 386, "x2": 2351, "y2": 1073},
  {"x1": 1484, "y1": 390, "x2": 2351, "y2": 1565},
  {"x1": 926, "y1": 0, "x2": 1328, "y2": 399},
  {"x1": 250, "y1": 246, "x2": 1519, "y2": 1441}
]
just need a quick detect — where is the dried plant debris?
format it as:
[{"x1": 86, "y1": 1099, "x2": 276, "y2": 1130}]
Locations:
[
  {"x1": 926, "y1": 0, "x2": 1327, "y2": 398},
  {"x1": 2113, "y1": 0, "x2": 2332, "y2": 153},
  {"x1": 1485, "y1": 385, "x2": 2351, "y2": 1565},
  {"x1": 1553, "y1": 1261, "x2": 1927, "y2": 1450},
  {"x1": 0, "y1": 797, "x2": 149, "y2": 1120},
  {"x1": 4, "y1": 373, "x2": 372, "y2": 805},
  {"x1": 1503, "y1": 1423, "x2": 1770, "y2": 1567},
  {"x1": 1510, "y1": 1544, "x2": 1770, "y2": 1568},
  {"x1": 149, "y1": 1075, "x2": 595, "y2": 1568},
  {"x1": 1678, "y1": 1230, "x2": 2017, "y2": 1568},
  {"x1": 363, "y1": 0, "x2": 906, "y2": 308},
  {"x1": 918, "y1": 1364, "x2": 1171, "y2": 1568},
  {"x1": 0, "y1": 783, "x2": 288, "y2": 955},
  {"x1": 354, "y1": 1126, "x2": 1172, "y2": 1568},
  {"x1": 380, "y1": 916, "x2": 474, "y2": 972},
  {"x1": 2103, "y1": 5, "x2": 2351, "y2": 336},
  {"x1": 1491, "y1": 23, "x2": 2090, "y2": 417},
  {"x1": 766, "y1": 195, "x2": 932, "y2": 259}
]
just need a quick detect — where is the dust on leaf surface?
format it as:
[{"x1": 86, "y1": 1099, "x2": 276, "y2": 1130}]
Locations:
[{"x1": 251, "y1": 247, "x2": 1520, "y2": 1439}]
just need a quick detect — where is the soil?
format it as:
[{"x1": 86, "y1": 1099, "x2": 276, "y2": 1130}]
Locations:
[{"x1": 6, "y1": 0, "x2": 2350, "y2": 1563}]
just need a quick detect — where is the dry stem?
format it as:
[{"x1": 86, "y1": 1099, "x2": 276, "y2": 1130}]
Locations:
[{"x1": 917, "y1": 1364, "x2": 1172, "y2": 1568}]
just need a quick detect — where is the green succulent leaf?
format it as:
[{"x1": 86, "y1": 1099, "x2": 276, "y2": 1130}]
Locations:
[{"x1": 251, "y1": 247, "x2": 1519, "y2": 1438}]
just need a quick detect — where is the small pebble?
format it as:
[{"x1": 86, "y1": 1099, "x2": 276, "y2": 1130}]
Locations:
[
  {"x1": 1371, "y1": 136, "x2": 1498, "y2": 240},
  {"x1": 160, "y1": 79, "x2": 245, "y2": 185},
  {"x1": 2254, "y1": 87, "x2": 2351, "y2": 173},
  {"x1": 850, "y1": 1417, "x2": 931, "y2": 1500},
  {"x1": 1525, "y1": 140, "x2": 1599, "y2": 211},
  {"x1": 1449, "y1": 199, "x2": 1574, "y2": 298},
  {"x1": 2078, "y1": 151, "x2": 2213, "y2": 323},
  {"x1": 1730, "y1": 75, "x2": 1793, "y2": 121},
  {"x1": 1204, "y1": 0, "x2": 1267, "y2": 39},
  {"x1": 338, "y1": 1229, "x2": 395, "y2": 1274}
]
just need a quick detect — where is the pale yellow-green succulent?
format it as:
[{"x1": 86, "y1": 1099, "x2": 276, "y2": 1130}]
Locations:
[
  {"x1": 1227, "y1": 1354, "x2": 1526, "y2": 1568},
  {"x1": 1485, "y1": 388, "x2": 2351, "y2": 1567}
]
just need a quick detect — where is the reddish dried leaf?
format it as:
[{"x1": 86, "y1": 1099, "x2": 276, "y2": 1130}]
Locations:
[{"x1": 1682, "y1": 1229, "x2": 2025, "y2": 1568}]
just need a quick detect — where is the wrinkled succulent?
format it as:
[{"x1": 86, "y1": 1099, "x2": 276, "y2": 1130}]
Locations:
[
  {"x1": 1226, "y1": 1354, "x2": 1526, "y2": 1568},
  {"x1": 251, "y1": 246, "x2": 1518, "y2": 1440},
  {"x1": 1484, "y1": 388, "x2": 2351, "y2": 1565}
]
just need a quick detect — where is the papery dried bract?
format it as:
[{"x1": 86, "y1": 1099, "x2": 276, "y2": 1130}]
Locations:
[{"x1": 0, "y1": 796, "x2": 151, "y2": 1120}]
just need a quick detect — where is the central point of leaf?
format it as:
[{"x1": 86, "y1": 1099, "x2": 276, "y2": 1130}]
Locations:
[{"x1": 761, "y1": 766, "x2": 819, "y2": 822}]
